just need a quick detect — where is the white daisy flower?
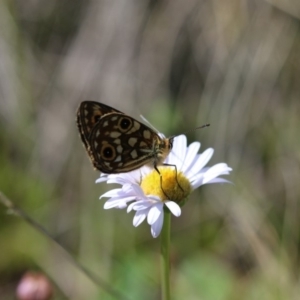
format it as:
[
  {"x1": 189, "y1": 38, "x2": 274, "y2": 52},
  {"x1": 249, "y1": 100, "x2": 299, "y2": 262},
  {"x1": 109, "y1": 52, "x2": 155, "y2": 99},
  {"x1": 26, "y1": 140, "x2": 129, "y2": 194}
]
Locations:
[{"x1": 96, "y1": 135, "x2": 232, "y2": 238}]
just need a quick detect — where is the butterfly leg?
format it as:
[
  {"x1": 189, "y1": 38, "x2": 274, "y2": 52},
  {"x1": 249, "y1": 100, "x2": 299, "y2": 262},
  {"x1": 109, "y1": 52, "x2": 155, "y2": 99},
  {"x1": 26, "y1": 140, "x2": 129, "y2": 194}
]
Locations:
[
  {"x1": 154, "y1": 165, "x2": 171, "y2": 199},
  {"x1": 162, "y1": 163, "x2": 184, "y2": 192}
]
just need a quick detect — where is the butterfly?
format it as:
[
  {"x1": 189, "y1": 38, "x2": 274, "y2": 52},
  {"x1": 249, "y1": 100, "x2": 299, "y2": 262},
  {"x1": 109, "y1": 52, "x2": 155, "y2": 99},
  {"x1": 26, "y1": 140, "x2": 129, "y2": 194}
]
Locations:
[{"x1": 76, "y1": 101, "x2": 175, "y2": 175}]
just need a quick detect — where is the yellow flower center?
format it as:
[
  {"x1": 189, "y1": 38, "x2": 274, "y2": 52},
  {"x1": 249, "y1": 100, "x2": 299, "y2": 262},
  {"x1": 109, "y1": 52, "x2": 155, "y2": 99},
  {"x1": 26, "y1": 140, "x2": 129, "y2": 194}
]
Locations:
[{"x1": 140, "y1": 167, "x2": 192, "y2": 205}]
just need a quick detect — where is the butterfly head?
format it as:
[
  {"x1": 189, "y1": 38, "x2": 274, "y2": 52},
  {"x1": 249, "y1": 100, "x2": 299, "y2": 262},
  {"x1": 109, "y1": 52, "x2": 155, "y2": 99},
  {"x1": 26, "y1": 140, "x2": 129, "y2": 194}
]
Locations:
[{"x1": 153, "y1": 136, "x2": 174, "y2": 166}]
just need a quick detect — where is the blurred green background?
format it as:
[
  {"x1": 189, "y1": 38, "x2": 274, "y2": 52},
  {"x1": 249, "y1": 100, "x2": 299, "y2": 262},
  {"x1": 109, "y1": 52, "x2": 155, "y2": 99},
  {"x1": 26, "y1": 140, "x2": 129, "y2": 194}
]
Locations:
[{"x1": 1, "y1": 0, "x2": 300, "y2": 299}]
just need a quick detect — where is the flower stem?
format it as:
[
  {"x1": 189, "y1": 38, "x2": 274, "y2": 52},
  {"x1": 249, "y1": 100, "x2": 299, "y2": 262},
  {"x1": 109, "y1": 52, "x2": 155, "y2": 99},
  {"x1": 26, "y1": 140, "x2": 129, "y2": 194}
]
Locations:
[{"x1": 160, "y1": 209, "x2": 171, "y2": 300}]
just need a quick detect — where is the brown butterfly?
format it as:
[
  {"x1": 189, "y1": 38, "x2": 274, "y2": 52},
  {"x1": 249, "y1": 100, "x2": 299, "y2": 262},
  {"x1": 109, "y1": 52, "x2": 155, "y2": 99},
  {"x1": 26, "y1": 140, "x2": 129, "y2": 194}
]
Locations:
[{"x1": 76, "y1": 101, "x2": 174, "y2": 175}]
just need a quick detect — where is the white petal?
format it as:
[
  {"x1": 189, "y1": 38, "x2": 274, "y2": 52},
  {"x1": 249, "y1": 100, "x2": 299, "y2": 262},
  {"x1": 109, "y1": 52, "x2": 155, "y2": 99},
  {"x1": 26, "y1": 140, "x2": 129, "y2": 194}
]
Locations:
[
  {"x1": 133, "y1": 210, "x2": 148, "y2": 227},
  {"x1": 129, "y1": 200, "x2": 154, "y2": 211},
  {"x1": 189, "y1": 172, "x2": 204, "y2": 183},
  {"x1": 120, "y1": 170, "x2": 141, "y2": 184},
  {"x1": 165, "y1": 201, "x2": 181, "y2": 217},
  {"x1": 122, "y1": 183, "x2": 133, "y2": 193},
  {"x1": 167, "y1": 135, "x2": 187, "y2": 167},
  {"x1": 127, "y1": 202, "x2": 135, "y2": 212},
  {"x1": 192, "y1": 177, "x2": 232, "y2": 190},
  {"x1": 107, "y1": 176, "x2": 129, "y2": 185},
  {"x1": 140, "y1": 166, "x2": 152, "y2": 177},
  {"x1": 103, "y1": 196, "x2": 135, "y2": 209},
  {"x1": 130, "y1": 184, "x2": 147, "y2": 199},
  {"x1": 174, "y1": 135, "x2": 187, "y2": 160},
  {"x1": 202, "y1": 163, "x2": 232, "y2": 184},
  {"x1": 103, "y1": 172, "x2": 138, "y2": 185},
  {"x1": 197, "y1": 167, "x2": 210, "y2": 173},
  {"x1": 181, "y1": 142, "x2": 200, "y2": 173},
  {"x1": 186, "y1": 148, "x2": 214, "y2": 179},
  {"x1": 147, "y1": 203, "x2": 163, "y2": 225},
  {"x1": 173, "y1": 135, "x2": 187, "y2": 150},
  {"x1": 190, "y1": 178, "x2": 204, "y2": 190},
  {"x1": 206, "y1": 178, "x2": 232, "y2": 184},
  {"x1": 100, "y1": 188, "x2": 123, "y2": 199},
  {"x1": 128, "y1": 169, "x2": 143, "y2": 179},
  {"x1": 151, "y1": 213, "x2": 164, "y2": 238},
  {"x1": 117, "y1": 202, "x2": 128, "y2": 209},
  {"x1": 96, "y1": 176, "x2": 108, "y2": 183}
]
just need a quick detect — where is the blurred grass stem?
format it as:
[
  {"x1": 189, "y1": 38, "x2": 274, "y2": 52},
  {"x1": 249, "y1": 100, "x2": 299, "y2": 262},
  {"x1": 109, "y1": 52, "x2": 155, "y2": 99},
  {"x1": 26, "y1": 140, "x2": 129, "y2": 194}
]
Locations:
[{"x1": 0, "y1": 191, "x2": 129, "y2": 300}]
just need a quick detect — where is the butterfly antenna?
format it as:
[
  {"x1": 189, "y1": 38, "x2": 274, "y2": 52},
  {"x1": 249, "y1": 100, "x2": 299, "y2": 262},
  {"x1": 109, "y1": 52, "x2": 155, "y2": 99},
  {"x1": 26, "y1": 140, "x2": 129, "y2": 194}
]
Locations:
[
  {"x1": 195, "y1": 124, "x2": 210, "y2": 130},
  {"x1": 170, "y1": 123, "x2": 210, "y2": 139},
  {"x1": 140, "y1": 113, "x2": 210, "y2": 138}
]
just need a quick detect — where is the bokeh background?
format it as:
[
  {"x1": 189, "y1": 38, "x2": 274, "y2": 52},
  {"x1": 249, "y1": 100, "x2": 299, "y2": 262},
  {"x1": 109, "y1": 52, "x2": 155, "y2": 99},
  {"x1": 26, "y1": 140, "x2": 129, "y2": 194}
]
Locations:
[{"x1": 1, "y1": 0, "x2": 300, "y2": 299}]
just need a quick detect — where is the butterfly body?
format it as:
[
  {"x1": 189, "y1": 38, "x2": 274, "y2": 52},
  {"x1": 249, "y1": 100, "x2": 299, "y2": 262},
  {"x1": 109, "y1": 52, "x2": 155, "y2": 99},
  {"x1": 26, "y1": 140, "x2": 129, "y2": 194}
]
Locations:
[{"x1": 77, "y1": 101, "x2": 173, "y2": 174}]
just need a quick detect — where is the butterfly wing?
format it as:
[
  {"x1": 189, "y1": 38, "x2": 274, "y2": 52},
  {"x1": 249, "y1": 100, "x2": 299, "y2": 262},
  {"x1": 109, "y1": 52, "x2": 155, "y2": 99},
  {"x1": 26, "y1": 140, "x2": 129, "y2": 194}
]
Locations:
[
  {"x1": 88, "y1": 113, "x2": 161, "y2": 173},
  {"x1": 76, "y1": 101, "x2": 123, "y2": 150}
]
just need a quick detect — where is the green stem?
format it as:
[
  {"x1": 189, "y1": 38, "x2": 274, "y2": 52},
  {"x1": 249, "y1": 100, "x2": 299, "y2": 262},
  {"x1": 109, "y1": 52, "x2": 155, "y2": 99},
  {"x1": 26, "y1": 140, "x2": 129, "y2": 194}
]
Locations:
[{"x1": 160, "y1": 209, "x2": 171, "y2": 300}]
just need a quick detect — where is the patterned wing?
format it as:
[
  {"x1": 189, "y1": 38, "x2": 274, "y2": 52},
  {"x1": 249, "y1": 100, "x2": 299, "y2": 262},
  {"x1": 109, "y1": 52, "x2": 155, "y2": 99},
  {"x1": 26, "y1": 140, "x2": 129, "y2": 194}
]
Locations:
[
  {"x1": 76, "y1": 101, "x2": 123, "y2": 150},
  {"x1": 88, "y1": 113, "x2": 161, "y2": 173}
]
